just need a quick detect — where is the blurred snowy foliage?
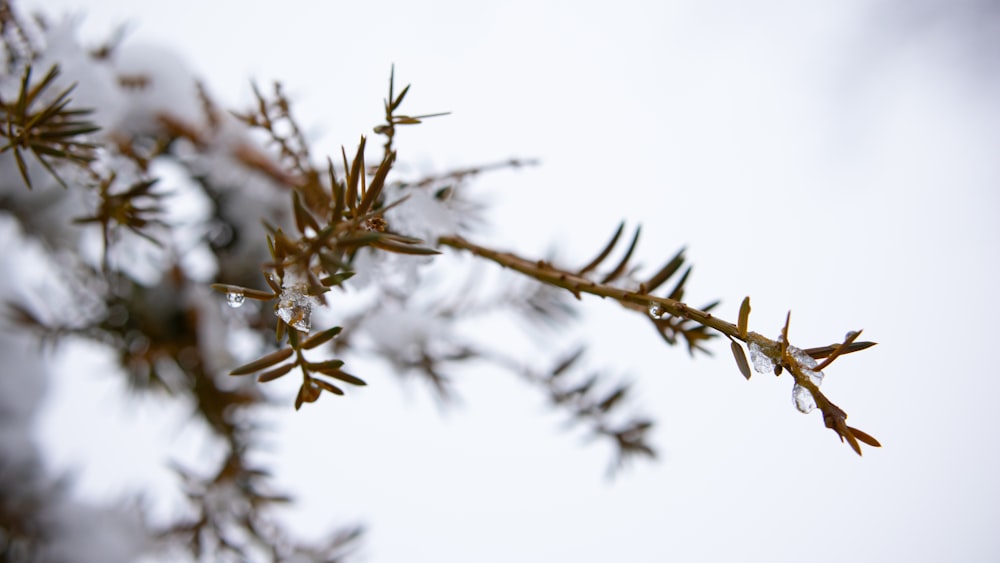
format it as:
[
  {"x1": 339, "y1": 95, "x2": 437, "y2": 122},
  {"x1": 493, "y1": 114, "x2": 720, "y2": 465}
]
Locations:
[
  {"x1": 0, "y1": 2, "x2": 607, "y2": 560},
  {"x1": 0, "y1": 4, "x2": 382, "y2": 560}
]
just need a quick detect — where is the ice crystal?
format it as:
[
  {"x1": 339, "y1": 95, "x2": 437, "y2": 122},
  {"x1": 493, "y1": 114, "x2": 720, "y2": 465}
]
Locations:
[
  {"x1": 747, "y1": 340, "x2": 775, "y2": 374},
  {"x1": 787, "y1": 345, "x2": 823, "y2": 414},
  {"x1": 792, "y1": 383, "x2": 816, "y2": 413},
  {"x1": 226, "y1": 290, "x2": 245, "y2": 308},
  {"x1": 276, "y1": 285, "x2": 315, "y2": 332},
  {"x1": 788, "y1": 344, "x2": 824, "y2": 385}
]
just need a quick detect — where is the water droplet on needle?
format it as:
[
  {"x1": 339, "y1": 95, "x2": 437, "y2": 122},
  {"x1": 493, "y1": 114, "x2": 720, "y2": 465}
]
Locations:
[
  {"x1": 226, "y1": 291, "x2": 245, "y2": 308},
  {"x1": 648, "y1": 301, "x2": 664, "y2": 319}
]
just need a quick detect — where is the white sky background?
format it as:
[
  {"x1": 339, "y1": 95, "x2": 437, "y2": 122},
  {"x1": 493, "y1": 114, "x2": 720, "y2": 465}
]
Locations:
[{"x1": 21, "y1": 1, "x2": 1000, "y2": 562}]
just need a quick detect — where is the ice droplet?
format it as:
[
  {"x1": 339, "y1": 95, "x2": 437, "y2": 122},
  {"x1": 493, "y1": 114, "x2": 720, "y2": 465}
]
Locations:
[
  {"x1": 648, "y1": 301, "x2": 664, "y2": 320},
  {"x1": 276, "y1": 285, "x2": 314, "y2": 332},
  {"x1": 792, "y1": 383, "x2": 816, "y2": 413},
  {"x1": 747, "y1": 340, "x2": 775, "y2": 374},
  {"x1": 788, "y1": 344, "x2": 824, "y2": 385},
  {"x1": 226, "y1": 291, "x2": 245, "y2": 308}
]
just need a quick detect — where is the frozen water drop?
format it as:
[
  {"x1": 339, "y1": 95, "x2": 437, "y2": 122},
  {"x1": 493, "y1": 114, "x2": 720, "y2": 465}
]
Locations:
[
  {"x1": 648, "y1": 301, "x2": 664, "y2": 320},
  {"x1": 747, "y1": 340, "x2": 775, "y2": 374},
  {"x1": 276, "y1": 285, "x2": 315, "y2": 332},
  {"x1": 792, "y1": 383, "x2": 816, "y2": 413},
  {"x1": 226, "y1": 291, "x2": 245, "y2": 308},
  {"x1": 788, "y1": 344, "x2": 824, "y2": 385},
  {"x1": 787, "y1": 344, "x2": 818, "y2": 369}
]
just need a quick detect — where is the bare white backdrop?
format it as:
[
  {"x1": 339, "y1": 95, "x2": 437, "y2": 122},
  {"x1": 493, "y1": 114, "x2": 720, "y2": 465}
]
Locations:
[{"x1": 18, "y1": 1, "x2": 1000, "y2": 562}]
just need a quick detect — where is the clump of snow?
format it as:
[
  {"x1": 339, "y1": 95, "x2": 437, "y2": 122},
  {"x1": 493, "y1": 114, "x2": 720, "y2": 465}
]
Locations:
[
  {"x1": 357, "y1": 304, "x2": 445, "y2": 372},
  {"x1": 35, "y1": 15, "x2": 126, "y2": 128},
  {"x1": 382, "y1": 183, "x2": 480, "y2": 244},
  {"x1": 109, "y1": 42, "x2": 202, "y2": 135}
]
